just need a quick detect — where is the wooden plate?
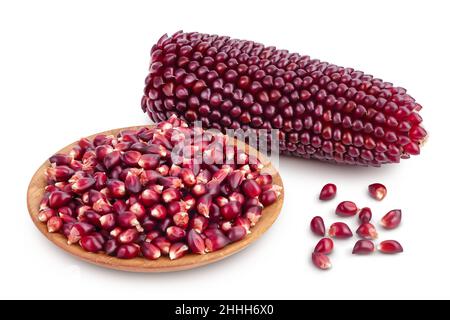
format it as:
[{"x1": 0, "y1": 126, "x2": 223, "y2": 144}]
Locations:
[{"x1": 27, "y1": 126, "x2": 284, "y2": 272}]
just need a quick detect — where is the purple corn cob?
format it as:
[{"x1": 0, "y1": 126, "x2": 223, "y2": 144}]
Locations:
[{"x1": 142, "y1": 31, "x2": 427, "y2": 166}]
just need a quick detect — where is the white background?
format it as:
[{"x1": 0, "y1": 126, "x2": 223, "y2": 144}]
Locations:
[{"x1": 0, "y1": 0, "x2": 449, "y2": 299}]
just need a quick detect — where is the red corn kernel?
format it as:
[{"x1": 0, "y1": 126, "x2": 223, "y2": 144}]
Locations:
[
  {"x1": 241, "y1": 179, "x2": 262, "y2": 198},
  {"x1": 150, "y1": 204, "x2": 167, "y2": 220},
  {"x1": 169, "y1": 242, "x2": 189, "y2": 260},
  {"x1": 38, "y1": 208, "x2": 56, "y2": 222},
  {"x1": 192, "y1": 184, "x2": 207, "y2": 197},
  {"x1": 220, "y1": 201, "x2": 241, "y2": 221},
  {"x1": 259, "y1": 190, "x2": 278, "y2": 206},
  {"x1": 157, "y1": 164, "x2": 170, "y2": 176},
  {"x1": 234, "y1": 217, "x2": 251, "y2": 233},
  {"x1": 211, "y1": 166, "x2": 232, "y2": 184},
  {"x1": 138, "y1": 154, "x2": 159, "y2": 170},
  {"x1": 153, "y1": 236, "x2": 171, "y2": 256},
  {"x1": 141, "y1": 242, "x2": 161, "y2": 260},
  {"x1": 103, "y1": 150, "x2": 121, "y2": 170},
  {"x1": 312, "y1": 253, "x2": 331, "y2": 270},
  {"x1": 173, "y1": 211, "x2": 189, "y2": 229},
  {"x1": 197, "y1": 194, "x2": 212, "y2": 217},
  {"x1": 144, "y1": 230, "x2": 161, "y2": 243},
  {"x1": 110, "y1": 227, "x2": 123, "y2": 239},
  {"x1": 378, "y1": 240, "x2": 403, "y2": 254},
  {"x1": 118, "y1": 228, "x2": 140, "y2": 244},
  {"x1": 227, "y1": 171, "x2": 244, "y2": 190},
  {"x1": 220, "y1": 185, "x2": 233, "y2": 198},
  {"x1": 140, "y1": 188, "x2": 160, "y2": 206},
  {"x1": 115, "y1": 141, "x2": 132, "y2": 153},
  {"x1": 380, "y1": 209, "x2": 402, "y2": 229},
  {"x1": 319, "y1": 183, "x2": 337, "y2": 200},
  {"x1": 59, "y1": 206, "x2": 74, "y2": 217},
  {"x1": 106, "y1": 179, "x2": 126, "y2": 198},
  {"x1": 129, "y1": 202, "x2": 146, "y2": 220},
  {"x1": 166, "y1": 226, "x2": 186, "y2": 242},
  {"x1": 169, "y1": 164, "x2": 182, "y2": 177},
  {"x1": 116, "y1": 244, "x2": 140, "y2": 259},
  {"x1": 352, "y1": 240, "x2": 375, "y2": 254},
  {"x1": 409, "y1": 125, "x2": 427, "y2": 141},
  {"x1": 94, "y1": 172, "x2": 107, "y2": 190},
  {"x1": 95, "y1": 145, "x2": 114, "y2": 162},
  {"x1": 368, "y1": 183, "x2": 387, "y2": 201},
  {"x1": 117, "y1": 212, "x2": 142, "y2": 231},
  {"x1": 78, "y1": 137, "x2": 94, "y2": 150},
  {"x1": 245, "y1": 206, "x2": 262, "y2": 226},
  {"x1": 204, "y1": 229, "x2": 230, "y2": 252},
  {"x1": 180, "y1": 168, "x2": 196, "y2": 186},
  {"x1": 314, "y1": 238, "x2": 334, "y2": 254},
  {"x1": 68, "y1": 170, "x2": 85, "y2": 184},
  {"x1": 159, "y1": 176, "x2": 182, "y2": 189},
  {"x1": 69, "y1": 146, "x2": 82, "y2": 160},
  {"x1": 255, "y1": 174, "x2": 273, "y2": 186},
  {"x1": 335, "y1": 201, "x2": 358, "y2": 217},
  {"x1": 183, "y1": 194, "x2": 196, "y2": 209},
  {"x1": 44, "y1": 185, "x2": 58, "y2": 193},
  {"x1": 205, "y1": 180, "x2": 221, "y2": 196},
  {"x1": 166, "y1": 201, "x2": 184, "y2": 216},
  {"x1": 190, "y1": 215, "x2": 209, "y2": 234},
  {"x1": 72, "y1": 177, "x2": 95, "y2": 193},
  {"x1": 47, "y1": 216, "x2": 63, "y2": 233},
  {"x1": 196, "y1": 170, "x2": 212, "y2": 184},
  {"x1": 215, "y1": 196, "x2": 229, "y2": 207},
  {"x1": 328, "y1": 222, "x2": 353, "y2": 239},
  {"x1": 310, "y1": 216, "x2": 326, "y2": 237},
  {"x1": 147, "y1": 184, "x2": 163, "y2": 194},
  {"x1": 105, "y1": 239, "x2": 119, "y2": 256},
  {"x1": 122, "y1": 150, "x2": 142, "y2": 167},
  {"x1": 243, "y1": 198, "x2": 262, "y2": 211},
  {"x1": 76, "y1": 205, "x2": 91, "y2": 219},
  {"x1": 62, "y1": 222, "x2": 74, "y2": 237},
  {"x1": 49, "y1": 154, "x2": 73, "y2": 166},
  {"x1": 45, "y1": 166, "x2": 75, "y2": 182},
  {"x1": 92, "y1": 198, "x2": 112, "y2": 214},
  {"x1": 109, "y1": 165, "x2": 123, "y2": 180},
  {"x1": 227, "y1": 226, "x2": 247, "y2": 243},
  {"x1": 87, "y1": 189, "x2": 103, "y2": 205},
  {"x1": 403, "y1": 142, "x2": 420, "y2": 155},
  {"x1": 83, "y1": 210, "x2": 101, "y2": 227},
  {"x1": 99, "y1": 213, "x2": 116, "y2": 231},
  {"x1": 140, "y1": 170, "x2": 160, "y2": 187},
  {"x1": 48, "y1": 191, "x2": 72, "y2": 209},
  {"x1": 229, "y1": 192, "x2": 245, "y2": 205},
  {"x1": 146, "y1": 144, "x2": 168, "y2": 157},
  {"x1": 67, "y1": 222, "x2": 95, "y2": 244},
  {"x1": 93, "y1": 134, "x2": 114, "y2": 147},
  {"x1": 162, "y1": 187, "x2": 181, "y2": 203},
  {"x1": 220, "y1": 221, "x2": 233, "y2": 233},
  {"x1": 125, "y1": 172, "x2": 142, "y2": 194},
  {"x1": 80, "y1": 235, "x2": 104, "y2": 253},
  {"x1": 60, "y1": 214, "x2": 76, "y2": 224},
  {"x1": 187, "y1": 229, "x2": 206, "y2": 254},
  {"x1": 356, "y1": 223, "x2": 378, "y2": 240},
  {"x1": 358, "y1": 207, "x2": 372, "y2": 223}
]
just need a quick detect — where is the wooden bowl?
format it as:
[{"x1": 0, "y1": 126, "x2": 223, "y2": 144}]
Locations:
[{"x1": 27, "y1": 126, "x2": 284, "y2": 272}]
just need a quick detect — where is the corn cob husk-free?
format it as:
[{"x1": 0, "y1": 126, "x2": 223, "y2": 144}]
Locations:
[{"x1": 142, "y1": 31, "x2": 427, "y2": 166}]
